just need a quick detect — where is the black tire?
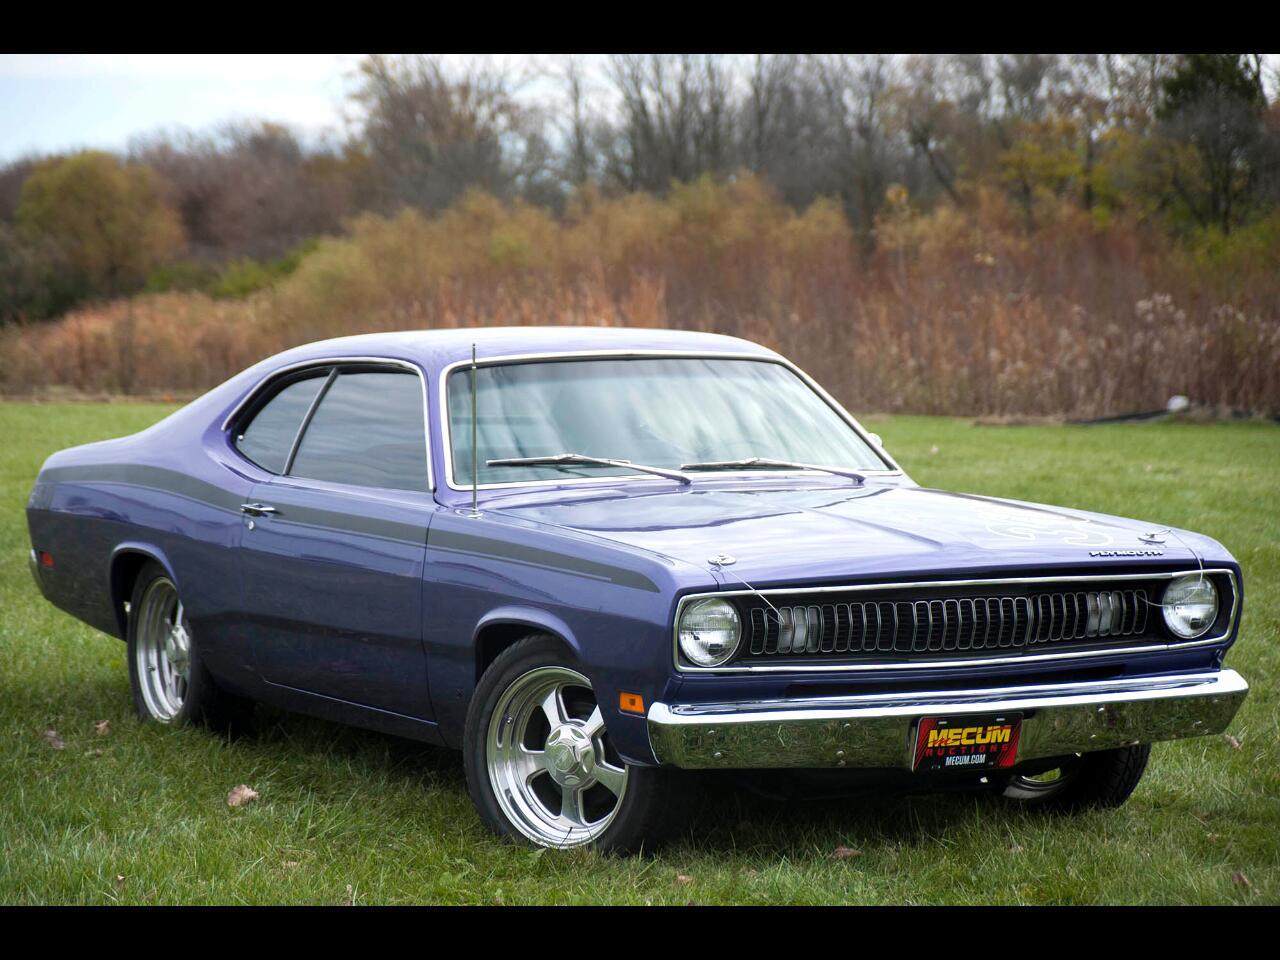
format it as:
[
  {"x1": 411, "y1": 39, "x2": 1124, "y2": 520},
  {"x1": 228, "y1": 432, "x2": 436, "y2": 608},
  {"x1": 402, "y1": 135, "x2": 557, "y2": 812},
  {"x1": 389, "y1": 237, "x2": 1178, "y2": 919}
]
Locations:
[
  {"x1": 464, "y1": 633, "x2": 684, "y2": 855},
  {"x1": 126, "y1": 560, "x2": 253, "y2": 732},
  {"x1": 999, "y1": 744, "x2": 1152, "y2": 811}
]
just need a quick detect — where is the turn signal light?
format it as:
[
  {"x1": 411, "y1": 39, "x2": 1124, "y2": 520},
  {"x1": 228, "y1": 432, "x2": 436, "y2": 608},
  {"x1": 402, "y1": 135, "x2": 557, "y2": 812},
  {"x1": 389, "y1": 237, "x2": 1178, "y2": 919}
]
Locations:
[{"x1": 618, "y1": 692, "x2": 645, "y2": 715}]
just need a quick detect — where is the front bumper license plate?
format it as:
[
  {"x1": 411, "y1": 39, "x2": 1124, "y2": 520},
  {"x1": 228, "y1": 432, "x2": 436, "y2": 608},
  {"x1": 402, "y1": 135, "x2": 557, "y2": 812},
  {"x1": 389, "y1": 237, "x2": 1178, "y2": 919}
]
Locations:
[
  {"x1": 913, "y1": 713, "x2": 1021, "y2": 772},
  {"x1": 646, "y1": 669, "x2": 1248, "y2": 770}
]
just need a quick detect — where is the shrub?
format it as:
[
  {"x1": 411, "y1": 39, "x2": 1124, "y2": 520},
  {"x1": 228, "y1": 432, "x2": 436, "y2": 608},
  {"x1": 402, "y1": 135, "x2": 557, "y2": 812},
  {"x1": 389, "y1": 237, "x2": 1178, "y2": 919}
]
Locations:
[{"x1": 2, "y1": 176, "x2": 1277, "y2": 417}]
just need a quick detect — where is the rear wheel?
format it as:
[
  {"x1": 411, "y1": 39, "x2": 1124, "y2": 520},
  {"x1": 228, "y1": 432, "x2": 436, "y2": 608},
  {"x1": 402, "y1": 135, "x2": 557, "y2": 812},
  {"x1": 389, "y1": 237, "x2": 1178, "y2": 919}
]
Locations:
[
  {"x1": 464, "y1": 634, "x2": 682, "y2": 854},
  {"x1": 127, "y1": 561, "x2": 252, "y2": 730},
  {"x1": 999, "y1": 744, "x2": 1151, "y2": 811}
]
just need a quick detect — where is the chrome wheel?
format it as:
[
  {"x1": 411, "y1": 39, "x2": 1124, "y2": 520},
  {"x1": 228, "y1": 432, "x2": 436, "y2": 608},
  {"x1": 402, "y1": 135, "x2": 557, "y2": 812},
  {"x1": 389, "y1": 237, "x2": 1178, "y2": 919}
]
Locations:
[
  {"x1": 485, "y1": 665, "x2": 628, "y2": 848},
  {"x1": 134, "y1": 577, "x2": 191, "y2": 721}
]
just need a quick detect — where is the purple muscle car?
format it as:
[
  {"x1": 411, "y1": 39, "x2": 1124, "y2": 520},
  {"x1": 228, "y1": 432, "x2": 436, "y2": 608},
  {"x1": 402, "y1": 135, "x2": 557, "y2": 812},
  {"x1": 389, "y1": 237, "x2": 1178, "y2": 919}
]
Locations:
[{"x1": 26, "y1": 327, "x2": 1248, "y2": 851}]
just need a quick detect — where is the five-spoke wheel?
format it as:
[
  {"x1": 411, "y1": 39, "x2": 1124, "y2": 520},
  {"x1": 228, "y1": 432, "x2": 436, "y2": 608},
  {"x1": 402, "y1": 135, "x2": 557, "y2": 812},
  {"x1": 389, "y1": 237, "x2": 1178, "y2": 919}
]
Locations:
[
  {"x1": 133, "y1": 576, "x2": 191, "y2": 721},
  {"x1": 127, "y1": 559, "x2": 252, "y2": 730},
  {"x1": 486, "y1": 665, "x2": 629, "y2": 847},
  {"x1": 465, "y1": 634, "x2": 682, "y2": 854}
]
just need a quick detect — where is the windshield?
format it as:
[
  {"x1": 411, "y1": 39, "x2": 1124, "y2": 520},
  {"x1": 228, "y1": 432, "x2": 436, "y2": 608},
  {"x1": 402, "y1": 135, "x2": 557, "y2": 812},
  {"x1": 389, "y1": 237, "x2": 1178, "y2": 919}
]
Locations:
[{"x1": 447, "y1": 357, "x2": 888, "y2": 485}]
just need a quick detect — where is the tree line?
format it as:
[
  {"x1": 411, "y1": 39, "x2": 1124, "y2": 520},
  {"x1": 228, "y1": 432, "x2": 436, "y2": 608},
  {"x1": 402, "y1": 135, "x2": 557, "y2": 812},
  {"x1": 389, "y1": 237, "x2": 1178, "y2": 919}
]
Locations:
[{"x1": 1, "y1": 53, "x2": 1277, "y2": 324}]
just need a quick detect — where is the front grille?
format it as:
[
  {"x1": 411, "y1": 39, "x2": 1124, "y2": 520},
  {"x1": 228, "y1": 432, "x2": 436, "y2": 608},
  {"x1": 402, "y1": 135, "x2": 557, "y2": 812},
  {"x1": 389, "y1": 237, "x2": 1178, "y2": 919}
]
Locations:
[{"x1": 745, "y1": 587, "x2": 1154, "y2": 661}]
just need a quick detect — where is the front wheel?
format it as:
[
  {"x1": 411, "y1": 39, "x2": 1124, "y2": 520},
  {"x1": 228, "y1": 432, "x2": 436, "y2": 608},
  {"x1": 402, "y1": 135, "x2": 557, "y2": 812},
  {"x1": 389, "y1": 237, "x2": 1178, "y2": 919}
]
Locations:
[
  {"x1": 999, "y1": 744, "x2": 1152, "y2": 811},
  {"x1": 463, "y1": 634, "x2": 681, "y2": 854}
]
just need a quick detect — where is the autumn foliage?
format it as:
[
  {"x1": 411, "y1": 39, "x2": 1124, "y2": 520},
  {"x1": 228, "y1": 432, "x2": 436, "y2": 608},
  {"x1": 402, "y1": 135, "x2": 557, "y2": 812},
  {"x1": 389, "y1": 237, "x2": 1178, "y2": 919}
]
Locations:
[{"x1": 3, "y1": 176, "x2": 1276, "y2": 417}]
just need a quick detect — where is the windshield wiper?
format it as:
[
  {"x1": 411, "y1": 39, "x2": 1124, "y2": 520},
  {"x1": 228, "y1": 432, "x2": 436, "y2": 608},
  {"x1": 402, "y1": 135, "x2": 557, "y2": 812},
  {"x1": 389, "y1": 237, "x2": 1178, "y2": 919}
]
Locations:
[
  {"x1": 486, "y1": 453, "x2": 692, "y2": 485},
  {"x1": 680, "y1": 457, "x2": 866, "y2": 485}
]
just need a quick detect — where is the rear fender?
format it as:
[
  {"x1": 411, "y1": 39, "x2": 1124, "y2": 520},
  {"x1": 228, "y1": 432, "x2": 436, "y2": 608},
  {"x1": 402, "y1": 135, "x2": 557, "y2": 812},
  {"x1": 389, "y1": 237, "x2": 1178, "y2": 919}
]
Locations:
[{"x1": 108, "y1": 542, "x2": 177, "y2": 638}]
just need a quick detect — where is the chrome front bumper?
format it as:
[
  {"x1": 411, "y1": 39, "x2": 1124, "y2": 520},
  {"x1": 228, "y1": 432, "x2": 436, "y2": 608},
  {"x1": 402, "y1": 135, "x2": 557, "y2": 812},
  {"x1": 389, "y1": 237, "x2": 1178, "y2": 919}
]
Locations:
[{"x1": 647, "y1": 669, "x2": 1248, "y2": 769}]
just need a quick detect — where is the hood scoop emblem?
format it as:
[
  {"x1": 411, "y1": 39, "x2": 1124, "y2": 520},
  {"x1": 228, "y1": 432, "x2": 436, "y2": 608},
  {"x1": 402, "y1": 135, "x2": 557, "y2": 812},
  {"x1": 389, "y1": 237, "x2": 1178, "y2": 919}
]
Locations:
[{"x1": 708, "y1": 554, "x2": 737, "y2": 567}]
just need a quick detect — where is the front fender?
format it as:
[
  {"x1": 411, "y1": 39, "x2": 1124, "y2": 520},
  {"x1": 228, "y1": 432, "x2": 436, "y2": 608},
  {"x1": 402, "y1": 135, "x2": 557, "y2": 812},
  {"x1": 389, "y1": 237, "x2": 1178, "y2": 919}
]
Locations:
[
  {"x1": 423, "y1": 508, "x2": 712, "y2": 756},
  {"x1": 473, "y1": 606, "x2": 583, "y2": 658},
  {"x1": 461, "y1": 603, "x2": 674, "y2": 765}
]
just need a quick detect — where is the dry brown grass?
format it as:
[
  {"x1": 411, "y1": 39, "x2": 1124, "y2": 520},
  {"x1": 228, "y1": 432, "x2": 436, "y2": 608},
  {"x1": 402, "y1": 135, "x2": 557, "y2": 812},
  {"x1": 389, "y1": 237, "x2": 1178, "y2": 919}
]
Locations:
[{"x1": 3, "y1": 176, "x2": 1277, "y2": 416}]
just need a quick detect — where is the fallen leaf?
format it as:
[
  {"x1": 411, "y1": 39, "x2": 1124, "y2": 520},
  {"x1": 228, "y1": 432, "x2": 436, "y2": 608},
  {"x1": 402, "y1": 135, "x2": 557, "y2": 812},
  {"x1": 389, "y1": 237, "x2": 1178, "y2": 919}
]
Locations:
[
  {"x1": 1232, "y1": 871, "x2": 1251, "y2": 890},
  {"x1": 283, "y1": 860, "x2": 300, "y2": 868},
  {"x1": 929, "y1": 445, "x2": 940, "y2": 455},
  {"x1": 94, "y1": 720, "x2": 111, "y2": 736},
  {"x1": 226, "y1": 784, "x2": 259, "y2": 808},
  {"x1": 832, "y1": 846, "x2": 863, "y2": 860},
  {"x1": 115, "y1": 874, "x2": 126, "y2": 889},
  {"x1": 43, "y1": 728, "x2": 65, "y2": 750},
  {"x1": 675, "y1": 874, "x2": 693, "y2": 884},
  {"x1": 1224, "y1": 734, "x2": 1242, "y2": 750},
  {"x1": 344, "y1": 883, "x2": 355, "y2": 906},
  {"x1": 84, "y1": 748, "x2": 104, "y2": 758},
  {"x1": 1206, "y1": 833, "x2": 1221, "y2": 843}
]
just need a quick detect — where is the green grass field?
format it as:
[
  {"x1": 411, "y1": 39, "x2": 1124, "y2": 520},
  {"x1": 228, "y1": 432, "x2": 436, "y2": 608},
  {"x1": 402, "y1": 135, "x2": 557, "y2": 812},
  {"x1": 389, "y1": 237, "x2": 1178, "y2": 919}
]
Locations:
[{"x1": 1, "y1": 402, "x2": 1277, "y2": 905}]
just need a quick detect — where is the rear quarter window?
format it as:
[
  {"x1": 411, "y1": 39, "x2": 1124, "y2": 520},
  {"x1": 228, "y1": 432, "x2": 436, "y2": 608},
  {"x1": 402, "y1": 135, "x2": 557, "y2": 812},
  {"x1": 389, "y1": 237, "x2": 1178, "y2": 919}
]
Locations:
[{"x1": 235, "y1": 374, "x2": 327, "y2": 474}]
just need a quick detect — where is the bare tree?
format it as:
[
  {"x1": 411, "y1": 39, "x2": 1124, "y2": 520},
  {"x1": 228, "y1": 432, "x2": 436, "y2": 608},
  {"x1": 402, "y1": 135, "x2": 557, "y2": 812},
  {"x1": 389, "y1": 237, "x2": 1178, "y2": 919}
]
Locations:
[
  {"x1": 897, "y1": 56, "x2": 964, "y2": 204},
  {"x1": 559, "y1": 56, "x2": 596, "y2": 187},
  {"x1": 811, "y1": 54, "x2": 898, "y2": 249},
  {"x1": 741, "y1": 53, "x2": 837, "y2": 206},
  {"x1": 1098, "y1": 54, "x2": 1178, "y2": 129},
  {"x1": 605, "y1": 54, "x2": 740, "y2": 191},
  {"x1": 352, "y1": 54, "x2": 540, "y2": 213},
  {"x1": 132, "y1": 122, "x2": 352, "y2": 260}
]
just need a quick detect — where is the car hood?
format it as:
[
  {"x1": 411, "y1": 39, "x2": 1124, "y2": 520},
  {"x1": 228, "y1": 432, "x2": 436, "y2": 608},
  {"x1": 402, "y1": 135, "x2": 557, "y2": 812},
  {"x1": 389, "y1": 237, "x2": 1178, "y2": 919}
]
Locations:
[{"x1": 489, "y1": 480, "x2": 1220, "y2": 586}]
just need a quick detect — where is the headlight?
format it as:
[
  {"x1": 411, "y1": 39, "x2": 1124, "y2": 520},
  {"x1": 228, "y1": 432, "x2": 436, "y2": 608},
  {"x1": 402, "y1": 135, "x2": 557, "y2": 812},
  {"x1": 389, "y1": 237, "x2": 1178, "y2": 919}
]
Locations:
[
  {"x1": 678, "y1": 598, "x2": 741, "y2": 667},
  {"x1": 1162, "y1": 575, "x2": 1218, "y2": 639}
]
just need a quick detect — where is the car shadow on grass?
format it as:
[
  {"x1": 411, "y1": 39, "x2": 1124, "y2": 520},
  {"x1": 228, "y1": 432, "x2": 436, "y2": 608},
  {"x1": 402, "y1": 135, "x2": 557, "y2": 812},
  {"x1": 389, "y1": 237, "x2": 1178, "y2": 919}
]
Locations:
[
  {"x1": 231, "y1": 707, "x2": 1026, "y2": 855},
  {"x1": 25, "y1": 677, "x2": 1076, "y2": 859},
  {"x1": 664, "y1": 768, "x2": 1017, "y2": 857},
  {"x1": 233, "y1": 704, "x2": 467, "y2": 790}
]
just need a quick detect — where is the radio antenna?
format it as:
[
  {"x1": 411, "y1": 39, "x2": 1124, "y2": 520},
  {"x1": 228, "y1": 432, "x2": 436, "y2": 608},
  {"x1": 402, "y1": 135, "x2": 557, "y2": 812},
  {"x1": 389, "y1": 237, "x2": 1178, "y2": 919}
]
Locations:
[{"x1": 470, "y1": 343, "x2": 480, "y2": 517}]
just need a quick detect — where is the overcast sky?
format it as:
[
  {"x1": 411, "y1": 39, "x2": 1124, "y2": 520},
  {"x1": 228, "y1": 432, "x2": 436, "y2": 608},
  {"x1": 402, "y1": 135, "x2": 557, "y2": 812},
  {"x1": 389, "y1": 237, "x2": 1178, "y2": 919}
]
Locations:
[
  {"x1": 2, "y1": 53, "x2": 1276, "y2": 165},
  {"x1": 0, "y1": 54, "x2": 366, "y2": 161}
]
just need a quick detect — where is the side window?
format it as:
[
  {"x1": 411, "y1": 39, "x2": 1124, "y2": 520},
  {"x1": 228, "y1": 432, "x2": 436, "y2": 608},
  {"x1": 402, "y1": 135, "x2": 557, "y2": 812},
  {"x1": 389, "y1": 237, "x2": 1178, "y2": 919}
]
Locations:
[
  {"x1": 235, "y1": 374, "x2": 327, "y2": 474},
  {"x1": 289, "y1": 370, "x2": 428, "y2": 492}
]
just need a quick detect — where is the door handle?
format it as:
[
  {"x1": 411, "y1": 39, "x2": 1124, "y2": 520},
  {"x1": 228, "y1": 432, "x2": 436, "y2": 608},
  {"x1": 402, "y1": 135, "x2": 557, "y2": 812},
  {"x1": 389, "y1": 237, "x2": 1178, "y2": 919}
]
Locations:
[{"x1": 240, "y1": 502, "x2": 278, "y2": 517}]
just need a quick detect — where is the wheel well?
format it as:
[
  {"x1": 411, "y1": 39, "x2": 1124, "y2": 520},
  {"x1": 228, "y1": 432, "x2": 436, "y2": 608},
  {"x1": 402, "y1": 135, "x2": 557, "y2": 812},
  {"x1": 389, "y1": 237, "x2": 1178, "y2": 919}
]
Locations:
[
  {"x1": 109, "y1": 551, "x2": 154, "y2": 638},
  {"x1": 474, "y1": 622, "x2": 570, "y2": 682}
]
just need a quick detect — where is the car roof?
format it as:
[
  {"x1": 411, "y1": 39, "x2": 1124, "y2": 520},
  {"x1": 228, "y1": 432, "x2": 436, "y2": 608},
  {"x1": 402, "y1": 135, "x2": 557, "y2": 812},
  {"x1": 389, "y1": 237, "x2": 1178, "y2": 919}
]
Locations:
[{"x1": 265, "y1": 326, "x2": 779, "y2": 374}]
